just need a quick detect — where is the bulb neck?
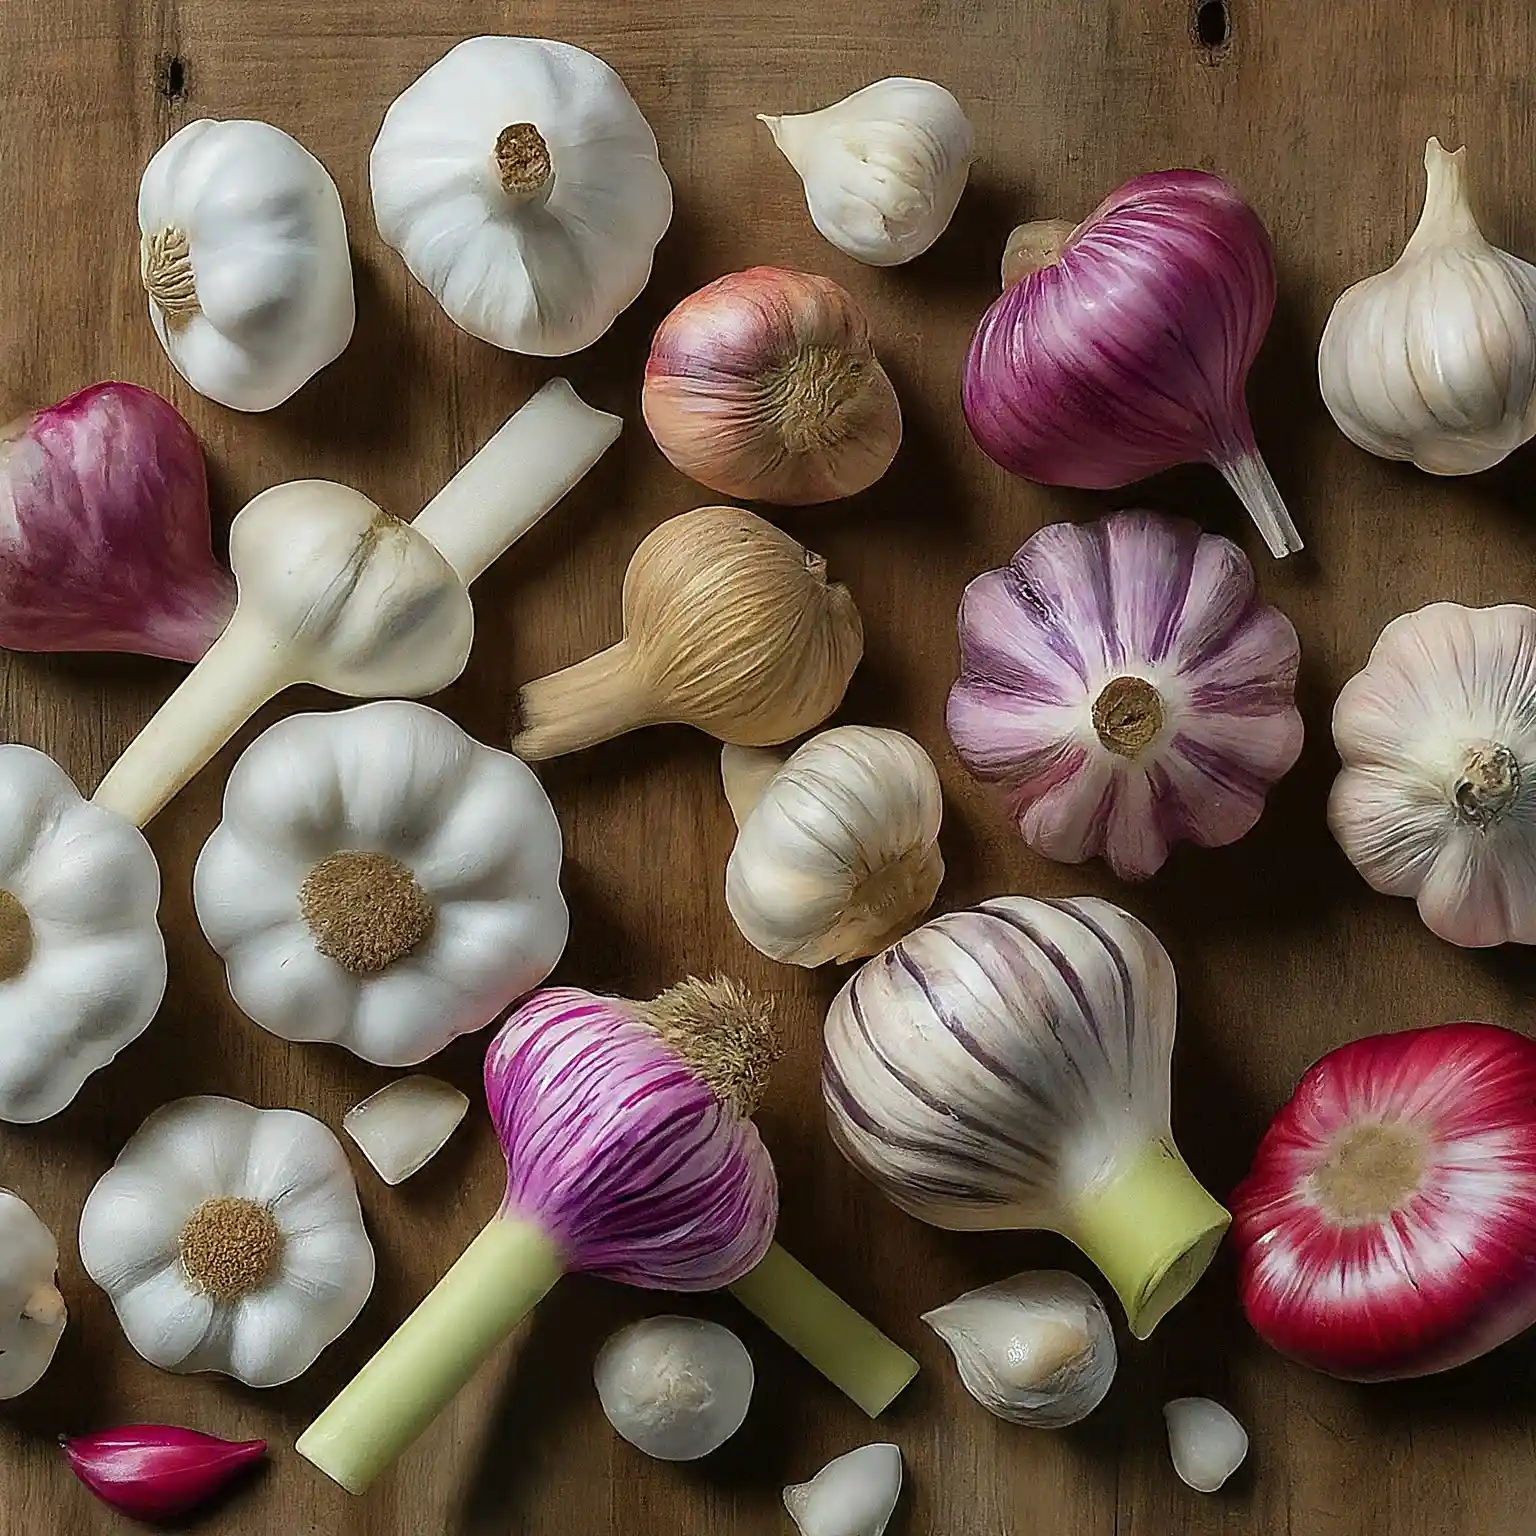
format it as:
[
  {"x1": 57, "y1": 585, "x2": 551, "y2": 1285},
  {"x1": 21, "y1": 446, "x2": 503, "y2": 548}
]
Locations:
[
  {"x1": 1001, "y1": 218, "x2": 1079, "y2": 287},
  {"x1": 720, "y1": 744, "x2": 787, "y2": 825},
  {"x1": 494, "y1": 123, "x2": 553, "y2": 202},
  {"x1": 1062, "y1": 1138, "x2": 1230, "y2": 1339},
  {"x1": 510, "y1": 640, "x2": 652, "y2": 761},
  {"x1": 1408, "y1": 137, "x2": 1481, "y2": 252}
]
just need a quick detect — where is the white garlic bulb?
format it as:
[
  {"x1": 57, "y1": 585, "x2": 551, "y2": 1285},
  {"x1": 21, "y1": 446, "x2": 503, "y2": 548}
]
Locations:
[
  {"x1": 594, "y1": 1316, "x2": 754, "y2": 1462},
  {"x1": 721, "y1": 726, "x2": 944, "y2": 967},
  {"x1": 1319, "y1": 137, "x2": 1536, "y2": 474},
  {"x1": 784, "y1": 1443, "x2": 903, "y2": 1536},
  {"x1": 922, "y1": 1270, "x2": 1117, "y2": 1427},
  {"x1": 759, "y1": 79, "x2": 972, "y2": 266},
  {"x1": 1164, "y1": 1397, "x2": 1248, "y2": 1492}
]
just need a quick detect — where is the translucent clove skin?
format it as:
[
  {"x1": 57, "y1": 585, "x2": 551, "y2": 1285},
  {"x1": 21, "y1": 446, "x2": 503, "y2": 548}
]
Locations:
[{"x1": 61, "y1": 1426, "x2": 267, "y2": 1520}]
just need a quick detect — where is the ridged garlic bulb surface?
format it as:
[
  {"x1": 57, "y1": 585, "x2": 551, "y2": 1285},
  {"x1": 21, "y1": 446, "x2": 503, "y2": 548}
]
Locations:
[
  {"x1": 1319, "y1": 137, "x2": 1536, "y2": 475},
  {"x1": 723, "y1": 726, "x2": 944, "y2": 967},
  {"x1": 824, "y1": 897, "x2": 1174, "y2": 1229}
]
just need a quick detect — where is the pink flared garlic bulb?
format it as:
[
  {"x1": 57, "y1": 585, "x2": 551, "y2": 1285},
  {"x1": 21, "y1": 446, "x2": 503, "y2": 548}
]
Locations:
[
  {"x1": 1232, "y1": 1023, "x2": 1536, "y2": 1381},
  {"x1": 0, "y1": 382, "x2": 233, "y2": 660},
  {"x1": 298, "y1": 979, "x2": 779, "y2": 1494},
  {"x1": 946, "y1": 511, "x2": 1303, "y2": 880},
  {"x1": 963, "y1": 171, "x2": 1303, "y2": 558}
]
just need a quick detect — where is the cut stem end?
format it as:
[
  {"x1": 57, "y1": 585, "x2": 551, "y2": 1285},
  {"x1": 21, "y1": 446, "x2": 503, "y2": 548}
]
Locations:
[
  {"x1": 494, "y1": 124, "x2": 553, "y2": 200},
  {"x1": 1092, "y1": 677, "x2": 1164, "y2": 758},
  {"x1": 1001, "y1": 219, "x2": 1079, "y2": 288},
  {"x1": 1454, "y1": 743, "x2": 1521, "y2": 825},
  {"x1": 1214, "y1": 448, "x2": 1304, "y2": 558},
  {"x1": 1310, "y1": 1121, "x2": 1425, "y2": 1225}
]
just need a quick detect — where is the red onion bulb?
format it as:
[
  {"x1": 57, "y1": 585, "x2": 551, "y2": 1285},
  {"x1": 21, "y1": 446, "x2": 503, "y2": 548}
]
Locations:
[
  {"x1": 963, "y1": 171, "x2": 1302, "y2": 559},
  {"x1": 0, "y1": 382, "x2": 232, "y2": 660},
  {"x1": 1232, "y1": 1022, "x2": 1536, "y2": 1380}
]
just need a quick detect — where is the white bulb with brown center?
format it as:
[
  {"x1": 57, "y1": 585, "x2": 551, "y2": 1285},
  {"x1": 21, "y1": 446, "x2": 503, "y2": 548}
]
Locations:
[{"x1": 299, "y1": 851, "x2": 436, "y2": 974}]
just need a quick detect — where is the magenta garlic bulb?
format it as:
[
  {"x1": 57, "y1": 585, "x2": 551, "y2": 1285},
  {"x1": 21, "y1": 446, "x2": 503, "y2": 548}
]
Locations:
[{"x1": 946, "y1": 511, "x2": 1302, "y2": 880}]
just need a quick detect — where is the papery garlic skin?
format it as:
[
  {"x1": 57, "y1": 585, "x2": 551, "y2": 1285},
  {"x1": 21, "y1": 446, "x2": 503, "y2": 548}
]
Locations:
[
  {"x1": 79, "y1": 1096, "x2": 375, "y2": 1388},
  {"x1": 824, "y1": 897, "x2": 1230, "y2": 1338},
  {"x1": 723, "y1": 726, "x2": 944, "y2": 966},
  {"x1": 760, "y1": 79, "x2": 972, "y2": 266},
  {"x1": 1165, "y1": 1398, "x2": 1247, "y2": 1492},
  {"x1": 1329, "y1": 602, "x2": 1536, "y2": 946},
  {"x1": 784, "y1": 1443, "x2": 902, "y2": 1536},
  {"x1": 594, "y1": 1315, "x2": 755, "y2": 1461},
  {"x1": 139, "y1": 120, "x2": 354, "y2": 411},
  {"x1": 922, "y1": 1270, "x2": 1116, "y2": 1427},
  {"x1": 1319, "y1": 138, "x2": 1536, "y2": 475},
  {"x1": 947, "y1": 511, "x2": 1302, "y2": 881},
  {"x1": 642, "y1": 269, "x2": 902, "y2": 505},
  {"x1": 371, "y1": 37, "x2": 672, "y2": 356},
  {"x1": 0, "y1": 1190, "x2": 66, "y2": 1398}
]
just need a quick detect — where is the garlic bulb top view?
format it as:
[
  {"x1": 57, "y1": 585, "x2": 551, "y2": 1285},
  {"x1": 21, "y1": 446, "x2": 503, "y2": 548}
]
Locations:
[
  {"x1": 823, "y1": 897, "x2": 1230, "y2": 1337},
  {"x1": 370, "y1": 36, "x2": 673, "y2": 356},
  {"x1": 138, "y1": 119, "x2": 354, "y2": 412},
  {"x1": 721, "y1": 726, "x2": 944, "y2": 966},
  {"x1": 1329, "y1": 601, "x2": 1536, "y2": 947},
  {"x1": 1319, "y1": 137, "x2": 1536, "y2": 474},
  {"x1": 760, "y1": 78, "x2": 973, "y2": 266}
]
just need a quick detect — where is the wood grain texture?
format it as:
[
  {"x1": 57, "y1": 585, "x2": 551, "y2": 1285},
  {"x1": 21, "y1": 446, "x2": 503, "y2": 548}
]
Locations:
[{"x1": 3, "y1": 0, "x2": 1536, "y2": 1531}]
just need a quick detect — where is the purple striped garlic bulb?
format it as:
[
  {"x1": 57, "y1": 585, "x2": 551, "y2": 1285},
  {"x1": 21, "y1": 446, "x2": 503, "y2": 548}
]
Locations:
[
  {"x1": 946, "y1": 510, "x2": 1303, "y2": 881},
  {"x1": 298, "y1": 978, "x2": 779, "y2": 1493},
  {"x1": 823, "y1": 897, "x2": 1230, "y2": 1338}
]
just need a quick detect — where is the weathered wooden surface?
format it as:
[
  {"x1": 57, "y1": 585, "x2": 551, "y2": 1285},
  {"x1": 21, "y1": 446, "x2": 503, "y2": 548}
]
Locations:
[{"x1": 3, "y1": 0, "x2": 1535, "y2": 1531}]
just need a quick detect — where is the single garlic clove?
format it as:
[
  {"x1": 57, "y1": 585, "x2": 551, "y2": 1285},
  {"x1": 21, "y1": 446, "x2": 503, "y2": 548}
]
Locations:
[
  {"x1": 922, "y1": 1269, "x2": 1116, "y2": 1427},
  {"x1": 1164, "y1": 1397, "x2": 1248, "y2": 1492},
  {"x1": 594, "y1": 1315, "x2": 754, "y2": 1462},
  {"x1": 760, "y1": 78, "x2": 973, "y2": 266},
  {"x1": 784, "y1": 1443, "x2": 903, "y2": 1536},
  {"x1": 343, "y1": 1077, "x2": 470, "y2": 1185}
]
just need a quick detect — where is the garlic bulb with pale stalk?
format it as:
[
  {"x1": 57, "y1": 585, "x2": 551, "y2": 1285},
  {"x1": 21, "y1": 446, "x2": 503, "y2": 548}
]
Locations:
[
  {"x1": 824, "y1": 897, "x2": 1230, "y2": 1338},
  {"x1": 642, "y1": 268, "x2": 902, "y2": 505},
  {"x1": 721, "y1": 726, "x2": 944, "y2": 966},
  {"x1": 1330, "y1": 602, "x2": 1536, "y2": 946},
  {"x1": 139, "y1": 119, "x2": 354, "y2": 411},
  {"x1": 0, "y1": 1190, "x2": 66, "y2": 1398},
  {"x1": 1319, "y1": 137, "x2": 1536, "y2": 474},
  {"x1": 371, "y1": 37, "x2": 672, "y2": 356},
  {"x1": 594, "y1": 1315, "x2": 754, "y2": 1461},
  {"x1": 784, "y1": 1443, "x2": 902, "y2": 1536},
  {"x1": 511, "y1": 506, "x2": 864, "y2": 760},
  {"x1": 1164, "y1": 1398, "x2": 1248, "y2": 1492},
  {"x1": 921, "y1": 1269, "x2": 1116, "y2": 1427},
  {"x1": 760, "y1": 78, "x2": 972, "y2": 266}
]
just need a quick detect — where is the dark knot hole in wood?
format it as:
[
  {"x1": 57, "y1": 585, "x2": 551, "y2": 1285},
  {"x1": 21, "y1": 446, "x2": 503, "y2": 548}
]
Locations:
[
  {"x1": 156, "y1": 54, "x2": 189, "y2": 101},
  {"x1": 1192, "y1": 0, "x2": 1231, "y2": 50}
]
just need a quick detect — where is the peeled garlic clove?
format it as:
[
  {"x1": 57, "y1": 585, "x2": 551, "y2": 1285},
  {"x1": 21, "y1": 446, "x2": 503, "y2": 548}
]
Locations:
[
  {"x1": 761, "y1": 79, "x2": 972, "y2": 266},
  {"x1": 784, "y1": 1443, "x2": 902, "y2": 1536},
  {"x1": 1319, "y1": 137, "x2": 1536, "y2": 474},
  {"x1": 1164, "y1": 1397, "x2": 1248, "y2": 1492},
  {"x1": 343, "y1": 1076, "x2": 470, "y2": 1185},
  {"x1": 922, "y1": 1270, "x2": 1116, "y2": 1428},
  {"x1": 595, "y1": 1315, "x2": 754, "y2": 1462},
  {"x1": 722, "y1": 726, "x2": 945, "y2": 967}
]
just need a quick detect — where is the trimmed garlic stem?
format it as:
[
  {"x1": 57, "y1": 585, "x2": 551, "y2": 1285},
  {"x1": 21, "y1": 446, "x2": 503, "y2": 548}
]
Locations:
[
  {"x1": 1213, "y1": 447, "x2": 1303, "y2": 559},
  {"x1": 511, "y1": 642, "x2": 655, "y2": 761},
  {"x1": 1453, "y1": 743, "x2": 1521, "y2": 824},
  {"x1": 296, "y1": 1218, "x2": 563, "y2": 1494},
  {"x1": 1001, "y1": 218, "x2": 1078, "y2": 287},
  {"x1": 729, "y1": 1242, "x2": 919, "y2": 1417},
  {"x1": 92, "y1": 614, "x2": 292, "y2": 827},
  {"x1": 1408, "y1": 138, "x2": 1479, "y2": 252},
  {"x1": 22, "y1": 1283, "x2": 66, "y2": 1327},
  {"x1": 1062, "y1": 1139, "x2": 1230, "y2": 1339},
  {"x1": 412, "y1": 379, "x2": 620, "y2": 584},
  {"x1": 721, "y1": 744, "x2": 787, "y2": 823},
  {"x1": 494, "y1": 123, "x2": 553, "y2": 201}
]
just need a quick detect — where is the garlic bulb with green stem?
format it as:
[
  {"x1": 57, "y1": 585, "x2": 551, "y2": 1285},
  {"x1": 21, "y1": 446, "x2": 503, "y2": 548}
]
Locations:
[
  {"x1": 92, "y1": 378, "x2": 619, "y2": 826},
  {"x1": 759, "y1": 78, "x2": 973, "y2": 266},
  {"x1": 722, "y1": 726, "x2": 944, "y2": 966},
  {"x1": 922, "y1": 1269, "x2": 1116, "y2": 1427},
  {"x1": 823, "y1": 897, "x2": 1229, "y2": 1338},
  {"x1": 1330, "y1": 601, "x2": 1536, "y2": 946},
  {"x1": 642, "y1": 268, "x2": 902, "y2": 504},
  {"x1": 511, "y1": 506, "x2": 864, "y2": 760},
  {"x1": 1319, "y1": 137, "x2": 1536, "y2": 474}
]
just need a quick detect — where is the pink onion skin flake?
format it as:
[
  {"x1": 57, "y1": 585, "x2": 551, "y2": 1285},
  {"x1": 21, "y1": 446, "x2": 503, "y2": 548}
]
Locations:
[
  {"x1": 1233, "y1": 1022, "x2": 1536, "y2": 1381},
  {"x1": 61, "y1": 1426, "x2": 266, "y2": 1522},
  {"x1": 946, "y1": 510, "x2": 1302, "y2": 881},
  {"x1": 963, "y1": 170, "x2": 1302, "y2": 558},
  {"x1": 0, "y1": 382, "x2": 234, "y2": 661}
]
